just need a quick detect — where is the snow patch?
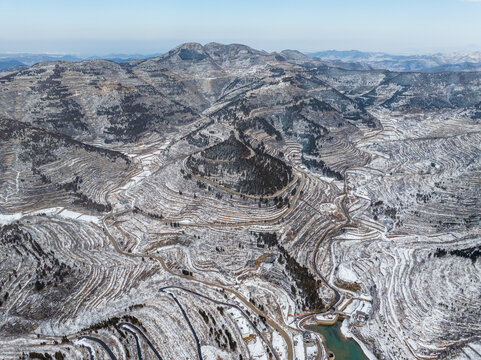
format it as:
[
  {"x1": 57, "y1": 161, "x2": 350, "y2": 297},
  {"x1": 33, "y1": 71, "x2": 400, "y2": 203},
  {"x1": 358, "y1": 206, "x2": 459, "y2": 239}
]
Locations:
[{"x1": 337, "y1": 264, "x2": 359, "y2": 283}]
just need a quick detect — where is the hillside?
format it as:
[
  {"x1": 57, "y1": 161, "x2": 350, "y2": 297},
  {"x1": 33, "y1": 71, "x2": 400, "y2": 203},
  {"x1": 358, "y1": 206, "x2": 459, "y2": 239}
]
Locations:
[{"x1": 0, "y1": 42, "x2": 479, "y2": 360}]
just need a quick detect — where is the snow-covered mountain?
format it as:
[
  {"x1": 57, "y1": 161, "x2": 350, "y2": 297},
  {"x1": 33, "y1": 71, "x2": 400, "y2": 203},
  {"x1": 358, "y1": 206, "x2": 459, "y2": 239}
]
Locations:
[{"x1": 309, "y1": 49, "x2": 481, "y2": 72}]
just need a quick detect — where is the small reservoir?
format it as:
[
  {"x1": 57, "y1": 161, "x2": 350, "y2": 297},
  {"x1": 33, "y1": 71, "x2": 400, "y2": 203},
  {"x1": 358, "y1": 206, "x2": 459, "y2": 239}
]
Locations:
[{"x1": 311, "y1": 322, "x2": 369, "y2": 360}]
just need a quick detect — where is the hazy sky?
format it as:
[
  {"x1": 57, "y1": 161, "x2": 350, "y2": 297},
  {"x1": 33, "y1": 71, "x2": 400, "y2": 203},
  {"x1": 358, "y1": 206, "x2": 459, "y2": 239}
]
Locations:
[{"x1": 1, "y1": 0, "x2": 481, "y2": 55}]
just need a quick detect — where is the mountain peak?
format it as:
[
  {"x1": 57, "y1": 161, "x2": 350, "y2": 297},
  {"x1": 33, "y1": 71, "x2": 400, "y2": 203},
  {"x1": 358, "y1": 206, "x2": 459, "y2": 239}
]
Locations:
[
  {"x1": 279, "y1": 49, "x2": 310, "y2": 61},
  {"x1": 173, "y1": 42, "x2": 205, "y2": 51},
  {"x1": 204, "y1": 42, "x2": 261, "y2": 54},
  {"x1": 165, "y1": 42, "x2": 208, "y2": 61}
]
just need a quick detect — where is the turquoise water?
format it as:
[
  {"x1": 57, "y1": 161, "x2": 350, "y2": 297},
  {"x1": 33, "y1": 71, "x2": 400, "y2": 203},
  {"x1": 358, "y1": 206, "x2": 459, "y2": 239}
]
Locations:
[{"x1": 311, "y1": 322, "x2": 369, "y2": 360}]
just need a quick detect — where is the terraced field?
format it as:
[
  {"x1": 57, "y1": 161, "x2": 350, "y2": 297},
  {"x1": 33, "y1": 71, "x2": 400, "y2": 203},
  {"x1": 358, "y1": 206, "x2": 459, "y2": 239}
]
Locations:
[{"x1": 0, "y1": 42, "x2": 479, "y2": 360}]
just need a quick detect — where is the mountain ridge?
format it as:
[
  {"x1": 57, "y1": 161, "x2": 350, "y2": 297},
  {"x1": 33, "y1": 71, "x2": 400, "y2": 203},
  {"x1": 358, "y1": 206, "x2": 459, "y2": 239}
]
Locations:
[{"x1": 3, "y1": 43, "x2": 481, "y2": 73}]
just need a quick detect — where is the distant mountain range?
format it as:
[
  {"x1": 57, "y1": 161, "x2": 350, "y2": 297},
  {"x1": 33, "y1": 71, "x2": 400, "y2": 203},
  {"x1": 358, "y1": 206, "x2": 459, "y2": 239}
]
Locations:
[
  {"x1": 0, "y1": 52, "x2": 163, "y2": 70},
  {"x1": 1, "y1": 48, "x2": 481, "y2": 73},
  {"x1": 307, "y1": 50, "x2": 481, "y2": 72},
  {"x1": 0, "y1": 59, "x2": 28, "y2": 71}
]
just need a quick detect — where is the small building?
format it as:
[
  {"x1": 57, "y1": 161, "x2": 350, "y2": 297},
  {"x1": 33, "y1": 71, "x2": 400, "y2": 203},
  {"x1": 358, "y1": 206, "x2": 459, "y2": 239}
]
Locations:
[
  {"x1": 353, "y1": 311, "x2": 368, "y2": 325},
  {"x1": 302, "y1": 331, "x2": 316, "y2": 345}
]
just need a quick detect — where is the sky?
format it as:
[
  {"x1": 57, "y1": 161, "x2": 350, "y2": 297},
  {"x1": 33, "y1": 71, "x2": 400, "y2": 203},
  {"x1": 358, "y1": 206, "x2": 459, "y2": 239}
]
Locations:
[{"x1": 1, "y1": 0, "x2": 481, "y2": 55}]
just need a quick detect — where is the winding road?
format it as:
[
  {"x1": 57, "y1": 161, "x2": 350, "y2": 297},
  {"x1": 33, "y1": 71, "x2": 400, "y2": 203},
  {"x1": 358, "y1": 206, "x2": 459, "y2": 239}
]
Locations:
[
  {"x1": 164, "y1": 290, "x2": 203, "y2": 360},
  {"x1": 78, "y1": 336, "x2": 118, "y2": 360},
  {"x1": 160, "y1": 285, "x2": 281, "y2": 360},
  {"x1": 99, "y1": 215, "x2": 294, "y2": 360},
  {"x1": 122, "y1": 326, "x2": 143, "y2": 360},
  {"x1": 119, "y1": 322, "x2": 163, "y2": 360}
]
